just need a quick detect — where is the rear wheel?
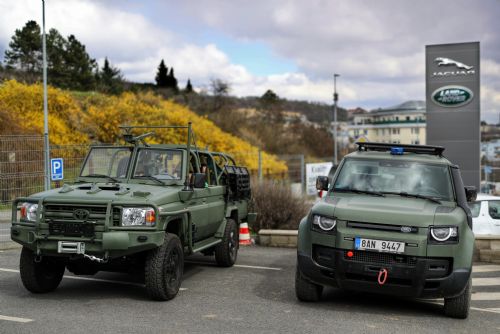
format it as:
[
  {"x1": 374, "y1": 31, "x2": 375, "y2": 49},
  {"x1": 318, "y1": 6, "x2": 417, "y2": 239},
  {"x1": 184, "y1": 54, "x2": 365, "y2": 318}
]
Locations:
[
  {"x1": 20, "y1": 247, "x2": 65, "y2": 293},
  {"x1": 444, "y1": 278, "x2": 471, "y2": 319},
  {"x1": 215, "y1": 219, "x2": 238, "y2": 267},
  {"x1": 145, "y1": 234, "x2": 184, "y2": 301},
  {"x1": 295, "y1": 266, "x2": 323, "y2": 302}
]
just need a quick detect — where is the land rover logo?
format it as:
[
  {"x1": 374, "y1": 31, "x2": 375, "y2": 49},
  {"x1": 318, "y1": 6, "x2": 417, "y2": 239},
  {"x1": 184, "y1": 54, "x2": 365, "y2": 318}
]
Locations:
[
  {"x1": 74, "y1": 209, "x2": 90, "y2": 220},
  {"x1": 400, "y1": 226, "x2": 413, "y2": 233},
  {"x1": 431, "y1": 85, "x2": 473, "y2": 108}
]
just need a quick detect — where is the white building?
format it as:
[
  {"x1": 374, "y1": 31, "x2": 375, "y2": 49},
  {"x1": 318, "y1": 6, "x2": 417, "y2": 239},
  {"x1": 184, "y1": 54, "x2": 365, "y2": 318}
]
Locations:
[{"x1": 347, "y1": 101, "x2": 426, "y2": 145}]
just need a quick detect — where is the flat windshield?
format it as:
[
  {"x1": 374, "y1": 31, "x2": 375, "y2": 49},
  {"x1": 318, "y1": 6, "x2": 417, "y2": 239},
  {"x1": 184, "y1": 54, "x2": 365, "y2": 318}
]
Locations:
[
  {"x1": 333, "y1": 158, "x2": 455, "y2": 201},
  {"x1": 133, "y1": 149, "x2": 183, "y2": 180},
  {"x1": 80, "y1": 147, "x2": 132, "y2": 179}
]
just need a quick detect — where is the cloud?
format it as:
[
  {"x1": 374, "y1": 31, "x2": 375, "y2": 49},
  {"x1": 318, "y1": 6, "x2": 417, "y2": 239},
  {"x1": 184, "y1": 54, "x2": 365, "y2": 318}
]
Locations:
[{"x1": 1, "y1": 0, "x2": 498, "y2": 122}]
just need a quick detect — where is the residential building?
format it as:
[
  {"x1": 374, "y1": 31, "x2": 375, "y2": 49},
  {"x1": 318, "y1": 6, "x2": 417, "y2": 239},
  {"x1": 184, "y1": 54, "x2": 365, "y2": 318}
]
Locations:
[{"x1": 347, "y1": 101, "x2": 426, "y2": 144}]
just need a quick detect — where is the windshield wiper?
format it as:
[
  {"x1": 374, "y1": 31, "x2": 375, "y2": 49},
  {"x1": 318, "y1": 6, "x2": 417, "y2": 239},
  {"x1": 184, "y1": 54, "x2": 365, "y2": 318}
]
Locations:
[
  {"x1": 135, "y1": 175, "x2": 166, "y2": 186},
  {"x1": 81, "y1": 174, "x2": 120, "y2": 183},
  {"x1": 382, "y1": 191, "x2": 441, "y2": 204},
  {"x1": 333, "y1": 187, "x2": 385, "y2": 197}
]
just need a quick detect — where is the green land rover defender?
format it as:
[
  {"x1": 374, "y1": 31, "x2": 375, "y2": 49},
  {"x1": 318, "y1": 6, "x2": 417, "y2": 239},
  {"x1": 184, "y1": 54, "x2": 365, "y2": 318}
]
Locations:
[
  {"x1": 11, "y1": 124, "x2": 255, "y2": 301},
  {"x1": 296, "y1": 142, "x2": 477, "y2": 318}
]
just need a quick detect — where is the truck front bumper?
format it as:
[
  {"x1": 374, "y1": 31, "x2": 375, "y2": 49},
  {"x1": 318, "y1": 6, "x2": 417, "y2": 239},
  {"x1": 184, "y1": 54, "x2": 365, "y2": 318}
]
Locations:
[{"x1": 297, "y1": 246, "x2": 471, "y2": 299}]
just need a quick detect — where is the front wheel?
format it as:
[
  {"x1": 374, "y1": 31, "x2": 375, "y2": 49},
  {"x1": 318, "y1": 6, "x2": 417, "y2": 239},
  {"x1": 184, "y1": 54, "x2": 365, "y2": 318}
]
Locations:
[
  {"x1": 444, "y1": 278, "x2": 471, "y2": 319},
  {"x1": 295, "y1": 266, "x2": 323, "y2": 302},
  {"x1": 215, "y1": 219, "x2": 238, "y2": 267},
  {"x1": 145, "y1": 234, "x2": 184, "y2": 301},
  {"x1": 20, "y1": 247, "x2": 65, "y2": 293}
]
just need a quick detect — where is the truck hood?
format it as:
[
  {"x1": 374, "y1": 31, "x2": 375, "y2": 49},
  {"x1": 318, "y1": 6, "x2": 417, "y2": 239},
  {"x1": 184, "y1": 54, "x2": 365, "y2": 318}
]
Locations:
[
  {"x1": 314, "y1": 194, "x2": 456, "y2": 227},
  {"x1": 27, "y1": 182, "x2": 183, "y2": 205}
]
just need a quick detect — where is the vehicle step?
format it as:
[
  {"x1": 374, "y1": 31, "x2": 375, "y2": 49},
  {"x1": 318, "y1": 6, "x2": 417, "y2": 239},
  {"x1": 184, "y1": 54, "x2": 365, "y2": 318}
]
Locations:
[{"x1": 192, "y1": 237, "x2": 222, "y2": 253}]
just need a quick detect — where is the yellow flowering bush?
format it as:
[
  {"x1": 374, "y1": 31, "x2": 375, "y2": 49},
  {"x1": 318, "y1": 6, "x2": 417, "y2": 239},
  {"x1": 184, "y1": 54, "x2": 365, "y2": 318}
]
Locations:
[{"x1": 0, "y1": 80, "x2": 287, "y2": 174}]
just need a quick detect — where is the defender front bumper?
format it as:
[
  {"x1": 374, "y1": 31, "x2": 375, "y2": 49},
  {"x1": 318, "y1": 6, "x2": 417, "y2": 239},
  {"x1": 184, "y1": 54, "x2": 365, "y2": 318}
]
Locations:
[{"x1": 297, "y1": 247, "x2": 471, "y2": 299}]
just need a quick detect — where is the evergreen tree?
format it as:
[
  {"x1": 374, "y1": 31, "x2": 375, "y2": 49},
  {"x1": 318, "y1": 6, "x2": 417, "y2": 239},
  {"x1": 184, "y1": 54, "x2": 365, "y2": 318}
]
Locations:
[
  {"x1": 98, "y1": 57, "x2": 123, "y2": 94},
  {"x1": 4, "y1": 20, "x2": 42, "y2": 72},
  {"x1": 46, "y1": 28, "x2": 69, "y2": 87},
  {"x1": 168, "y1": 67, "x2": 178, "y2": 92},
  {"x1": 63, "y1": 35, "x2": 97, "y2": 90},
  {"x1": 155, "y1": 59, "x2": 168, "y2": 87},
  {"x1": 185, "y1": 79, "x2": 193, "y2": 93}
]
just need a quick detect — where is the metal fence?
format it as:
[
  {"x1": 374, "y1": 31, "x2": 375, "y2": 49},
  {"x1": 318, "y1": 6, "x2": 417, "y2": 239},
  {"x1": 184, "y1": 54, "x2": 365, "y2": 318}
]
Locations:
[{"x1": 0, "y1": 136, "x2": 327, "y2": 206}]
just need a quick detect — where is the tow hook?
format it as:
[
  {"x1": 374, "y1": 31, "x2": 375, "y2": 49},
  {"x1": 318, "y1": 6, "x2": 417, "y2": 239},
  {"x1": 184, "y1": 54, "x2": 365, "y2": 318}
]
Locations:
[
  {"x1": 83, "y1": 253, "x2": 108, "y2": 264},
  {"x1": 378, "y1": 268, "x2": 388, "y2": 285},
  {"x1": 34, "y1": 254, "x2": 42, "y2": 263}
]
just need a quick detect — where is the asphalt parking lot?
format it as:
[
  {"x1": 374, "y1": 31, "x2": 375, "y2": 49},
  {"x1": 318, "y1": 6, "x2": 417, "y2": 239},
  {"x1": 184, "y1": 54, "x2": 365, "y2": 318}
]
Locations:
[{"x1": 0, "y1": 246, "x2": 500, "y2": 334}]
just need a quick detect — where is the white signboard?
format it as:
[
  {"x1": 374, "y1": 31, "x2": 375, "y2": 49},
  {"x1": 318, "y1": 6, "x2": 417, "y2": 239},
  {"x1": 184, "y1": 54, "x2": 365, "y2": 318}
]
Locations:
[{"x1": 306, "y1": 162, "x2": 333, "y2": 196}]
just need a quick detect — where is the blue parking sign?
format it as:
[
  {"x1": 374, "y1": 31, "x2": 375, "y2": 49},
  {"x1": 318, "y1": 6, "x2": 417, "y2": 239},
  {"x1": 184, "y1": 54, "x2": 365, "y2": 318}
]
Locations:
[{"x1": 51, "y1": 158, "x2": 64, "y2": 181}]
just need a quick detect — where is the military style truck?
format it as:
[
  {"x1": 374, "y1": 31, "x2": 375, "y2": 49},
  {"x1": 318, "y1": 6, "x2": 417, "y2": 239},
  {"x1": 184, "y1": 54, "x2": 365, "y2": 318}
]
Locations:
[
  {"x1": 11, "y1": 124, "x2": 255, "y2": 301},
  {"x1": 296, "y1": 142, "x2": 476, "y2": 318}
]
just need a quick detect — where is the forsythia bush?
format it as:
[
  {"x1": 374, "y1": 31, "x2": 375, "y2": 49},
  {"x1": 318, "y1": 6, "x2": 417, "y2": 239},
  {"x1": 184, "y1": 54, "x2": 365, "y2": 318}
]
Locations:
[{"x1": 0, "y1": 80, "x2": 286, "y2": 174}]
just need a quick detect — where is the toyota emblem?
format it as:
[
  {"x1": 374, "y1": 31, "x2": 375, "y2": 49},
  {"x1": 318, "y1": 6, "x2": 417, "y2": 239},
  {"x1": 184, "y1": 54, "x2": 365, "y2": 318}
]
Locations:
[{"x1": 74, "y1": 209, "x2": 90, "y2": 220}]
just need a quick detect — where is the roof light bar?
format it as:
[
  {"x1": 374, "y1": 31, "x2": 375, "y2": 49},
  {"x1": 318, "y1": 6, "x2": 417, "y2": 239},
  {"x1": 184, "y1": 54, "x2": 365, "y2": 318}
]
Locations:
[{"x1": 356, "y1": 142, "x2": 445, "y2": 156}]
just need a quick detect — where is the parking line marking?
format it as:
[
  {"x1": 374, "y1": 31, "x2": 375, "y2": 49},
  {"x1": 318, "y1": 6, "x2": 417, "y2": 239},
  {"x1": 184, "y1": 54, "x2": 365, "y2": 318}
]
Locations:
[
  {"x1": 473, "y1": 265, "x2": 500, "y2": 273},
  {"x1": 234, "y1": 264, "x2": 282, "y2": 271},
  {"x1": 424, "y1": 301, "x2": 500, "y2": 315},
  {"x1": 0, "y1": 315, "x2": 33, "y2": 323},
  {"x1": 0, "y1": 268, "x2": 187, "y2": 291},
  {"x1": 471, "y1": 292, "x2": 500, "y2": 301},
  {"x1": 472, "y1": 277, "x2": 500, "y2": 286}
]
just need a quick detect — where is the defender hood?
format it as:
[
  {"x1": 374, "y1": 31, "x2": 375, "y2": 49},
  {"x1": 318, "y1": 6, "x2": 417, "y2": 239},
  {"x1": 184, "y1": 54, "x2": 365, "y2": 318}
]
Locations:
[{"x1": 314, "y1": 194, "x2": 456, "y2": 227}]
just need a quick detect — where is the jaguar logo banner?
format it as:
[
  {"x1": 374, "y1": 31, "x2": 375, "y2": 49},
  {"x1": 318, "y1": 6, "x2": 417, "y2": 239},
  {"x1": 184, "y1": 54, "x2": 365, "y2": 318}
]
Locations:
[{"x1": 426, "y1": 42, "x2": 480, "y2": 189}]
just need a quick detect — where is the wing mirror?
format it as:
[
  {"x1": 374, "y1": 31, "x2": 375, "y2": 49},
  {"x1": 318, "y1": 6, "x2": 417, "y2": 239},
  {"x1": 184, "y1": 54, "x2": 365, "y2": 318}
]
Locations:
[
  {"x1": 464, "y1": 186, "x2": 477, "y2": 202},
  {"x1": 192, "y1": 173, "x2": 207, "y2": 189},
  {"x1": 316, "y1": 176, "x2": 329, "y2": 191}
]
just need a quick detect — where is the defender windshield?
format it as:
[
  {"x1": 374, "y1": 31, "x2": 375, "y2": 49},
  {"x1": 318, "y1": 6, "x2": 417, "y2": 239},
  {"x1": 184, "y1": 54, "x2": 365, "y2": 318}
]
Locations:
[
  {"x1": 132, "y1": 148, "x2": 183, "y2": 180},
  {"x1": 333, "y1": 159, "x2": 454, "y2": 201},
  {"x1": 80, "y1": 147, "x2": 132, "y2": 179}
]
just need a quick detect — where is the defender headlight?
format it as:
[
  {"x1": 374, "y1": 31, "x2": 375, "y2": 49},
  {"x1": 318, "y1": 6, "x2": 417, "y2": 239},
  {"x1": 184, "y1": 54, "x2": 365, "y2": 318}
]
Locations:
[
  {"x1": 121, "y1": 207, "x2": 156, "y2": 227},
  {"x1": 312, "y1": 215, "x2": 337, "y2": 232},
  {"x1": 20, "y1": 203, "x2": 41, "y2": 222},
  {"x1": 429, "y1": 226, "x2": 458, "y2": 242}
]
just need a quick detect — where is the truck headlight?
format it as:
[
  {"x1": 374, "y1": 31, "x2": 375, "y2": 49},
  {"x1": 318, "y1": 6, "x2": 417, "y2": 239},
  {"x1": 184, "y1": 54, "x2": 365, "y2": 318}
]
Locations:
[
  {"x1": 20, "y1": 203, "x2": 41, "y2": 222},
  {"x1": 121, "y1": 207, "x2": 156, "y2": 227},
  {"x1": 312, "y1": 215, "x2": 337, "y2": 232},
  {"x1": 429, "y1": 226, "x2": 458, "y2": 243}
]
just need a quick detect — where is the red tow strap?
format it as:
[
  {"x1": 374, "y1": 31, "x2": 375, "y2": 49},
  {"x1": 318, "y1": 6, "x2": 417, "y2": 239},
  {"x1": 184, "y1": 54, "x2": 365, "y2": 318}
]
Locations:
[{"x1": 378, "y1": 268, "x2": 388, "y2": 285}]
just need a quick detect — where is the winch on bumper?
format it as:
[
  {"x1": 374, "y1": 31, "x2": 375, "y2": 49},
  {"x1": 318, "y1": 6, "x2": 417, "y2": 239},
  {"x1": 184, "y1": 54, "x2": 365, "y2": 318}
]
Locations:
[{"x1": 10, "y1": 198, "x2": 166, "y2": 259}]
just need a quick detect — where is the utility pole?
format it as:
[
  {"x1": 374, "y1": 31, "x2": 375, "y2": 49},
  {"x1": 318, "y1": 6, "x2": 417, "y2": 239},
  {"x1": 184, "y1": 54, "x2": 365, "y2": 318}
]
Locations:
[
  {"x1": 42, "y1": 0, "x2": 50, "y2": 190},
  {"x1": 333, "y1": 74, "x2": 340, "y2": 165}
]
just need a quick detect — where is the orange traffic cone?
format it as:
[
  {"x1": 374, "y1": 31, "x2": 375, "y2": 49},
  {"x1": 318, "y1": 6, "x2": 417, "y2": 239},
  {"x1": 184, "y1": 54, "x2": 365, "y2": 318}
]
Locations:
[{"x1": 239, "y1": 222, "x2": 252, "y2": 246}]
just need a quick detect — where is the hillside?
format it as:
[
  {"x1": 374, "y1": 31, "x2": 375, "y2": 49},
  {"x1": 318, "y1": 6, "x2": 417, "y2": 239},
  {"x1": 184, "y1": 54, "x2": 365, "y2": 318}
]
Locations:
[{"x1": 0, "y1": 80, "x2": 287, "y2": 174}]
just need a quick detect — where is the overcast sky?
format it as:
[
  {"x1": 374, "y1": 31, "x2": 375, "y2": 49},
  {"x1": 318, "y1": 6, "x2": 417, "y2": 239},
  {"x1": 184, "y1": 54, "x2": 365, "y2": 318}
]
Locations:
[{"x1": 1, "y1": 0, "x2": 499, "y2": 122}]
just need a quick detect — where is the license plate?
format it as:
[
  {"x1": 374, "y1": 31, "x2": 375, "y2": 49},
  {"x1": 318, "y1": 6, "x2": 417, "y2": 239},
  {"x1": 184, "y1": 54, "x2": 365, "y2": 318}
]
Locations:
[{"x1": 354, "y1": 237, "x2": 405, "y2": 254}]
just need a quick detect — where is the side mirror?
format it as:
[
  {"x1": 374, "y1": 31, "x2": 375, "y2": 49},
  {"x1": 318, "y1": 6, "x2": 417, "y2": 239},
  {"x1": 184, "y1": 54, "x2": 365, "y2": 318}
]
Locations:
[
  {"x1": 192, "y1": 173, "x2": 207, "y2": 188},
  {"x1": 465, "y1": 186, "x2": 477, "y2": 202},
  {"x1": 316, "y1": 176, "x2": 329, "y2": 191}
]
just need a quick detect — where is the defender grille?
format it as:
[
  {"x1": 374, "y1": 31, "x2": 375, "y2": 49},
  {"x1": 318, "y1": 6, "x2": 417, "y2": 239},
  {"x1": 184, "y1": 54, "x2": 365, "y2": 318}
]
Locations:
[{"x1": 344, "y1": 250, "x2": 417, "y2": 267}]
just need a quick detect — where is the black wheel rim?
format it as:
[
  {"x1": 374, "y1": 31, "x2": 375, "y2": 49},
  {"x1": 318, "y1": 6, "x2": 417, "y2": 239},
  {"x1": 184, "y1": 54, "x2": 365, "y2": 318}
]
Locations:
[{"x1": 165, "y1": 248, "x2": 181, "y2": 289}]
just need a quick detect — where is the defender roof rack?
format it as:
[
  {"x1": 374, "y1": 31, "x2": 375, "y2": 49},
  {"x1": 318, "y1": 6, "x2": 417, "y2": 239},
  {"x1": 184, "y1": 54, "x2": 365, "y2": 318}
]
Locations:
[{"x1": 356, "y1": 142, "x2": 445, "y2": 156}]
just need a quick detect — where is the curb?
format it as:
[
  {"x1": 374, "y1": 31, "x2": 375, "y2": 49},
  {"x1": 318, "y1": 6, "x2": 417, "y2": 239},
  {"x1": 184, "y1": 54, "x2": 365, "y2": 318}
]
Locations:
[{"x1": 0, "y1": 242, "x2": 21, "y2": 251}]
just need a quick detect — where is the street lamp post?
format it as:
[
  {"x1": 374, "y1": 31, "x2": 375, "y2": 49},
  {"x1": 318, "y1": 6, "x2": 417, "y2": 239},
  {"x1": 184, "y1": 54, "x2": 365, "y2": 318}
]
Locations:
[
  {"x1": 42, "y1": 0, "x2": 50, "y2": 190},
  {"x1": 333, "y1": 74, "x2": 340, "y2": 165}
]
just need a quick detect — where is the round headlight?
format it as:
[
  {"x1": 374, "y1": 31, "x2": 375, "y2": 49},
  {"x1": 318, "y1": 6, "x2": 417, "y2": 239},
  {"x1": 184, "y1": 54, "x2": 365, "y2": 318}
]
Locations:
[
  {"x1": 313, "y1": 215, "x2": 336, "y2": 231},
  {"x1": 430, "y1": 227, "x2": 456, "y2": 242}
]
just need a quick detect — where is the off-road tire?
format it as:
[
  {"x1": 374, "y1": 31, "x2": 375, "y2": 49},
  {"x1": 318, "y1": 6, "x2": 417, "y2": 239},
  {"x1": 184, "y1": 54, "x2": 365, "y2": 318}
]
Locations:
[
  {"x1": 295, "y1": 266, "x2": 323, "y2": 302},
  {"x1": 215, "y1": 219, "x2": 238, "y2": 267},
  {"x1": 20, "y1": 247, "x2": 65, "y2": 293},
  {"x1": 145, "y1": 234, "x2": 184, "y2": 301},
  {"x1": 444, "y1": 278, "x2": 471, "y2": 319}
]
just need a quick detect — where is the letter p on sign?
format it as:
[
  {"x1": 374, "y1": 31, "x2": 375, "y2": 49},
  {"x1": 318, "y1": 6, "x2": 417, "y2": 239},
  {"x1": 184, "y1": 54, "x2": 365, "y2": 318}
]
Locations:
[{"x1": 51, "y1": 158, "x2": 64, "y2": 181}]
